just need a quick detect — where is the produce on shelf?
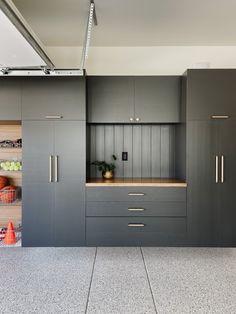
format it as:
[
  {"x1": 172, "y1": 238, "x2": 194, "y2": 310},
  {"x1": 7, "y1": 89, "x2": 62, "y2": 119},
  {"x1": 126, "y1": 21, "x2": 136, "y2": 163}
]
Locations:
[
  {"x1": 0, "y1": 186, "x2": 17, "y2": 203},
  {"x1": 0, "y1": 176, "x2": 8, "y2": 189},
  {"x1": 0, "y1": 160, "x2": 22, "y2": 171}
]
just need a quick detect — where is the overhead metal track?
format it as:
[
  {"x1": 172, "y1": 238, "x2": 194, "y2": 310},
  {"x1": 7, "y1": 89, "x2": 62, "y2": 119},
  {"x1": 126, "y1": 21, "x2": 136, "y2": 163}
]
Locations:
[
  {"x1": 0, "y1": 0, "x2": 55, "y2": 70},
  {"x1": 0, "y1": 68, "x2": 84, "y2": 76},
  {"x1": 80, "y1": 0, "x2": 97, "y2": 70}
]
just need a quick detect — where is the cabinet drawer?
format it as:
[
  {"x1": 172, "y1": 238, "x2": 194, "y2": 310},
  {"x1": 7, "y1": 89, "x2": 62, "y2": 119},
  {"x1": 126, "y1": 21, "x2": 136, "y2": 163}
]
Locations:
[
  {"x1": 86, "y1": 187, "x2": 186, "y2": 202},
  {"x1": 86, "y1": 217, "x2": 187, "y2": 246},
  {"x1": 86, "y1": 201, "x2": 186, "y2": 217}
]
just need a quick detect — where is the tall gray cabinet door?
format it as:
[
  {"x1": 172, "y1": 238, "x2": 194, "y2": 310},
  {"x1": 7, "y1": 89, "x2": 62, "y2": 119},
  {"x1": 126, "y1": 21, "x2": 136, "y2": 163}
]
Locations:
[
  {"x1": 187, "y1": 120, "x2": 218, "y2": 246},
  {"x1": 87, "y1": 77, "x2": 134, "y2": 123},
  {"x1": 54, "y1": 121, "x2": 85, "y2": 246},
  {"x1": 0, "y1": 78, "x2": 21, "y2": 120},
  {"x1": 217, "y1": 120, "x2": 236, "y2": 246},
  {"x1": 22, "y1": 121, "x2": 54, "y2": 247},
  {"x1": 22, "y1": 77, "x2": 85, "y2": 120},
  {"x1": 134, "y1": 77, "x2": 180, "y2": 123}
]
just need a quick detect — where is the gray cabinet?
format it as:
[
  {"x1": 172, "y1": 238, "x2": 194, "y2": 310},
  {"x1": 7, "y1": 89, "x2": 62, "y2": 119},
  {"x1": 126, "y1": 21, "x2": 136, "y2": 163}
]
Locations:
[
  {"x1": 87, "y1": 77, "x2": 134, "y2": 123},
  {"x1": 187, "y1": 119, "x2": 236, "y2": 246},
  {"x1": 186, "y1": 70, "x2": 236, "y2": 120},
  {"x1": 22, "y1": 77, "x2": 85, "y2": 120},
  {"x1": 87, "y1": 76, "x2": 180, "y2": 123},
  {"x1": 86, "y1": 186, "x2": 187, "y2": 246},
  {"x1": 0, "y1": 78, "x2": 21, "y2": 120},
  {"x1": 22, "y1": 121, "x2": 85, "y2": 247},
  {"x1": 134, "y1": 77, "x2": 180, "y2": 123}
]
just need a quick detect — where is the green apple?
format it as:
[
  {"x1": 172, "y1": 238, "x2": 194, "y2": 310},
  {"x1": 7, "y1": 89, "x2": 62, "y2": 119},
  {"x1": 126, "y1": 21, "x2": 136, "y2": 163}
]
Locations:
[
  {"x1": 14, "y1": 165, "x2": 19, "y2": 171},
  {"x1": 0, "y1": 162, "x2": 5, "y2": 168},
  {"x1": 5, "y1": 161, "x2": 10, "y2": 167}
]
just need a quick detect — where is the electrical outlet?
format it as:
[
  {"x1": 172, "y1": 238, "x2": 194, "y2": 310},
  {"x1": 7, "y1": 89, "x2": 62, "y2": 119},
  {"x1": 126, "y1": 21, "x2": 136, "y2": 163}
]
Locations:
[{"x1": 122, "y1": 152, "x2": 128, "y2": 161}]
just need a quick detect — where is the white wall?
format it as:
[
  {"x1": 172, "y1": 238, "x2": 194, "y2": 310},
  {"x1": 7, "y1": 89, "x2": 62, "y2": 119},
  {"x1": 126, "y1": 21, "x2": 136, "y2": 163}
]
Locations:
[{"x1": 47, "y1": 46, "x2": 236, "y2": 75}]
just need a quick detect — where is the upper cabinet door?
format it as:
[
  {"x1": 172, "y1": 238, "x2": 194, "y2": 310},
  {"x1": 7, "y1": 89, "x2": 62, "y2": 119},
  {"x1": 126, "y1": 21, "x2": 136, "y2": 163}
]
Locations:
[
  {"x1": 187, "y1": 70, "x2": 236, "y2": 120},
  {"x1": 87, "y1": 77, "x2": 135, "y2": 123},
  {"x1": 0, "y1": 78, "x2": 21, "y2": 120},
  {"x1": 22, "y1": 77, "x2": 85, "y2": 120},
  {"x1": 134, "y1": 77, "x2": 180, "y2": 123}
]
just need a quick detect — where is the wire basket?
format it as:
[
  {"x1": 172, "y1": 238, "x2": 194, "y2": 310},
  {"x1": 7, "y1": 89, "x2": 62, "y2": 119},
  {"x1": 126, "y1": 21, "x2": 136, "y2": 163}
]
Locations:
[{"x1": 0, "y1": 187, "x2": 21, "y2": 204}]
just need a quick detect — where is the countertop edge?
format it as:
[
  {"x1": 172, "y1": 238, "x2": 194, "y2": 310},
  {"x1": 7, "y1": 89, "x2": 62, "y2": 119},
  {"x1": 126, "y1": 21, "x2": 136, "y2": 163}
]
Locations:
[{"x1": 86, "y1": 183, "x2": 187, "y2": 187}]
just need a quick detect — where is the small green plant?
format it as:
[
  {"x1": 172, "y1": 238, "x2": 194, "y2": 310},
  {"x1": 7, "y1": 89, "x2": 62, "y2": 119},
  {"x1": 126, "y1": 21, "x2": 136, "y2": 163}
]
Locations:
[{"x1": 91, "y1": 154, "x2": 117, "y2": 173}]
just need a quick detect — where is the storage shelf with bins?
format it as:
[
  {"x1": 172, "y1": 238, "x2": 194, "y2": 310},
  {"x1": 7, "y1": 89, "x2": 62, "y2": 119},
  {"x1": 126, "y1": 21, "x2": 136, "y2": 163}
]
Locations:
[{"x1": 0, "y1": 123, "x2": 22, "y2": 246}]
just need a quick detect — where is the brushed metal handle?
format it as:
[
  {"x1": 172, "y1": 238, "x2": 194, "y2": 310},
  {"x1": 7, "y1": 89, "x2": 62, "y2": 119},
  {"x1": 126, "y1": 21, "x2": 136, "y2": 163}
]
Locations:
[
  {"x1": 215, "y1": 155, "x2": 219, "y2": 183},
  {"x1": 45, "y1": 115, "x2": 63, "y2": 119},
  {"x1": 128, "y1": 193, "x2": 145, "y2": 196},
  {"x1": 129, "y1": 117, "x2": 134, "y2": 121},
  {"x1": 54, "y1": 155, "x2": 58, "y2": 182},
  {"x1": 49, "y1": 155, "x2": 53, "y2": 183},
  {"x1": 128, "y1": 223, "x2": 145, "y2": 227},
  {"x1": 128, "y1": 208, "x2": 145, "y2": 212},
  {"x1": 211, "y1": 115, "x2": 230, "y2": 119},
  {"x1": 221, "y1": 155, "x2": 225, "y2": 183}
]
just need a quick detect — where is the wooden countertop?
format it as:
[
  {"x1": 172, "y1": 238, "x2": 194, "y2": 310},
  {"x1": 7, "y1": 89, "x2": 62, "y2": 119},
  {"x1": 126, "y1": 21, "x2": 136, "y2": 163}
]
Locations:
[{"x1": 86, "y1": 178, "x2": 187, "y2": 187}]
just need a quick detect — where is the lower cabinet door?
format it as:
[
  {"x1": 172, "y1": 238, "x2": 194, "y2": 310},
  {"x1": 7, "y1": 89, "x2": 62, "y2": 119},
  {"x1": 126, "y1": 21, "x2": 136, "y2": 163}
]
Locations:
[
  {"x1": 22, "y1": 121, "x2": 54, "y2": 246},
  {"x1": 217, "y1": 120, "x2": 236, "y2": 247},
  {"x1": 86, "y1": 217, "x2": 187, "y2": 246},
  {"x1": 54, "y1": 121, "x2": 86, "y2": 246}
]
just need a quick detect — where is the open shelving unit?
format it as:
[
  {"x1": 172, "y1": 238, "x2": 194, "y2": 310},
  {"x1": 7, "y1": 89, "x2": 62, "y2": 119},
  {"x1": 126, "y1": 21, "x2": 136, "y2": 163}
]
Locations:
[{"x1": 0, "y1": 123, "x2": 22, "y2": 246}]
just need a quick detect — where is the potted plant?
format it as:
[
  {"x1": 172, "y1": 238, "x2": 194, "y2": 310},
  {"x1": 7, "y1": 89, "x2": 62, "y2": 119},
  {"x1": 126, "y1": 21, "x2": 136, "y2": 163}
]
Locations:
[{"x1": 91, "y1": 155, "x2": 117, "y2": 179}]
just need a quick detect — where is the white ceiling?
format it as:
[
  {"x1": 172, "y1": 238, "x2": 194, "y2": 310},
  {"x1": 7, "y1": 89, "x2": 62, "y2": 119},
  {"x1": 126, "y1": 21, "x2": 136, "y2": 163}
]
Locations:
[{"x1": 12, "y1": 0, "x2": 236, "y2": 47}]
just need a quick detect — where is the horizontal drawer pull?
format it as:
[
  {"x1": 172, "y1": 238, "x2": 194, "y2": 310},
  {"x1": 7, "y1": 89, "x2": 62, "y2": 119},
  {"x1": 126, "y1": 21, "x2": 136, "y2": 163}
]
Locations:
[
  {"x1": 128, "y1": 223, "x2": 145, "y2": 227},
  {"x1": 45, "y1": 115, "x2": 63, "y2": 119},
  {"x1": 211, "y1": 115, "x2": 230, "y2": 119},
  {"x1": 128, "y1": 208, "x2": 145, "y2": 211},
  {"x1": 128, "y1": 193, "x2": 145, "y2": 196}
]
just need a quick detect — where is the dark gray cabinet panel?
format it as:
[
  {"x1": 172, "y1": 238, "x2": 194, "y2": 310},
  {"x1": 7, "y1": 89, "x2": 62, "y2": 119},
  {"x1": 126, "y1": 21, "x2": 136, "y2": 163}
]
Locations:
[
  {"x1": 217, "y1": 120, "x2": 236, "y2": 246},
  {"x1": 87, "y1": 76, "x2": 181, "y2": 123},
  {"x1": 86, "y1": 217, "x2": 187, "y2": 246},
  {"x1": 86, "y1": 201, "x2": 186, "y2": 217},
  {"x1": 0, "y1": 78, "x2": 21, "y2": 120},
  {"x1": 87, "y1": 77, "x2": 134, "y2": 123},
  {"x1": 134, "y1": 77, "x2": 180, "y2": 123},
  {"x1": 22, "y1": 121, "x2": 86, "y2": 247},
  {"x1": 54, "y1": 121, "x2": 85, "y2": 246},
  {"x1": 86, "y1": 187, "x2": 186, "y2": 202},
  {"x1": 22, "y1": 77, "x2": 85, "y2": 120},
  {"x1": 187, "y1": 70, "x2": 236, "y2": 120},
  {"x1": 22, "y1": 121, "x2": 54, "y2": 246},
  {"x1": 187, "y1": 119, "x2": 236, "y2": 247},
  {"x1": 187, "y1": 121, "x2": 218, "y2": 246}
]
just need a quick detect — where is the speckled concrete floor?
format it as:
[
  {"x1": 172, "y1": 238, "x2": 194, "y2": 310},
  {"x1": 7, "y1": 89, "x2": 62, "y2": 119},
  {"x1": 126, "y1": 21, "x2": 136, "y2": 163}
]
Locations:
[{"x1": 0, "y1": 247, "x2": 235, "y2": 314}]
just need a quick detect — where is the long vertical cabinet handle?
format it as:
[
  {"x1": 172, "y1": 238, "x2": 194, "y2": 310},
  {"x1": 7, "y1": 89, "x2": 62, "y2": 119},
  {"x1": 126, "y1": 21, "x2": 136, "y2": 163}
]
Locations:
[
  {"x1": 215, "y1": 155, "x2": 219, "y2": 183},
  {"x1": 49, "y1": 155, "x2": 53, "y2": 183},
  {"x1": 221, "y1": 155, "x2": 225, "y2": 183},
  {"x1": 54, "y1": 155, "x2": 58, "y2": 182}
]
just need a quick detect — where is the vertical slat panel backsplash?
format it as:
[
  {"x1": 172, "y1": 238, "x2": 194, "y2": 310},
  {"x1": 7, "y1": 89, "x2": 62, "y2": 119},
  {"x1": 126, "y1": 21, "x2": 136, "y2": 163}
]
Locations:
[{"x1": 89, "y1": 124, "x2": 176, "y2": 178}]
